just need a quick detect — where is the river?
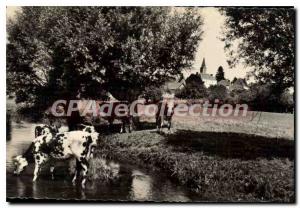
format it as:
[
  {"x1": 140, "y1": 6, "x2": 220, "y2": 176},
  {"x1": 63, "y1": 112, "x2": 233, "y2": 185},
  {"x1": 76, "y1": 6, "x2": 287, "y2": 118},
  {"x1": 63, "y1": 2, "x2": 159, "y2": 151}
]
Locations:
[{"x1": 6, "y1": 122, "x2": 198, "y2": 202}]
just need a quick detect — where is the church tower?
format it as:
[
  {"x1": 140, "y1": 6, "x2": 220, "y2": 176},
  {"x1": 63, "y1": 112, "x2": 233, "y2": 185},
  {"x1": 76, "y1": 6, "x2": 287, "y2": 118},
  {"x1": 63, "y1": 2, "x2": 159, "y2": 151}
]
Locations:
[{"x1": 200, "y1": 58, "x2": 207, "y2": 74}]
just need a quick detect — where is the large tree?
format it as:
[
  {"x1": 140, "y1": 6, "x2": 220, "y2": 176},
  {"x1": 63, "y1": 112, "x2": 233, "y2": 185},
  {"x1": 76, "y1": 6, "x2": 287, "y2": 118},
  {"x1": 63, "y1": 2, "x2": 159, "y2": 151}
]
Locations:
[
  {"x1": 215, "y1": 66, "x2": 225, "y2": 82},
  {"x1": 221, "y1": 8, "x2": 295, "y2": 95},
  {"x1": 7, "y1": 7, "x2": 203, "y2": 115},
  {"x1": 176, "y1": 73, "x2": 207, "y2": 99}
]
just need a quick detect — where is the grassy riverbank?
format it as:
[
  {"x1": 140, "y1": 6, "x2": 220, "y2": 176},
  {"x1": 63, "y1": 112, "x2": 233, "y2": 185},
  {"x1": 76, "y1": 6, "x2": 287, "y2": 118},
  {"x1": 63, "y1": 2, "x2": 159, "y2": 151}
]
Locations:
[{"x1": 94, "y1": 130, "x2": 294, "y2": 202}]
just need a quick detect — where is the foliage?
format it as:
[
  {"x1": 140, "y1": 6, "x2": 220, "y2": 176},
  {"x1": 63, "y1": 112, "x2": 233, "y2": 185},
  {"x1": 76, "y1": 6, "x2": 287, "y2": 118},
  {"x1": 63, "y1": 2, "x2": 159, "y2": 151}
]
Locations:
[
  {"x1": 279, "y1": 89, "x2": 294, "y2": 112},
  {"x1": 7, "y1": 6, "x2": 204, "y2": 115},
  {"x1": 142, "y1": 85, "x2": 163, "y2": 103},
  {"x1": 96, "y1": 130, "x2": 294, "y2": 202},
  {"x1": 175, "y1": 73, "x2": 207, "y2": 99},
  {"x1": 215, "y1": 66, "x2": 225, "y2": 82},
  {"x1": 185, "y1": 72, "x2": 204, "y2": 86},
  {"x1": 221, "y1": 8, "x2": 295, "y2": 95},
  {"x1": 208, "y1": 85, "x2": 228, "y2": 102},
  {"x1": 231, "y1": 77, "x2": 237, "y2": 84}
]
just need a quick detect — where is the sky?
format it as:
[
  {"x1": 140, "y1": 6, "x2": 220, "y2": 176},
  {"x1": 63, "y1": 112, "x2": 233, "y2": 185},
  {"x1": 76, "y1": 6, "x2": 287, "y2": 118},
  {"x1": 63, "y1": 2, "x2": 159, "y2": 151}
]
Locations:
[{"x1": 6, "y1": 6, "x2": 250, "y2": 81}]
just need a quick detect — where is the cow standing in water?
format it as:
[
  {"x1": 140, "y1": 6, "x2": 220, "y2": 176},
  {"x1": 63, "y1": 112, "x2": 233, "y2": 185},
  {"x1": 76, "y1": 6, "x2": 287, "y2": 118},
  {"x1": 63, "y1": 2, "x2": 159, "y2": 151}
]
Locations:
[
  {"x1": 13, "y1": 125, "x2": 57, "y2": 177},
  {"x1": 156, "y1": 99, "x2": 176, "y2": 132},
  {"x1": 13, "y1": 125, "x2": 98, "y2": 188}
]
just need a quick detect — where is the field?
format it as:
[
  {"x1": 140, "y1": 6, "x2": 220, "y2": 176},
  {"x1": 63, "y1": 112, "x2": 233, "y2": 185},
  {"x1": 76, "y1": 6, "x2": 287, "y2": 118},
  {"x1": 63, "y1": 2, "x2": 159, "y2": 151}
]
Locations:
[
  {"x1": 94, "y1": 112, "x2": 294, "y2": 202},
  {"x1": 7, "y1": 106, "x2": 295, "y2": 202},
  {"x1": 139, "y1": 110, "x2": 294, "y2": 139}
]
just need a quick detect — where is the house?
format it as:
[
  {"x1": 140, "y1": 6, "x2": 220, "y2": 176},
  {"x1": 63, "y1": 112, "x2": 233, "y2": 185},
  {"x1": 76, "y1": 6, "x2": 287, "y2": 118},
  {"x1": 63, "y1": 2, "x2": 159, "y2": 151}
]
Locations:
[
  {"x1": 217, "y1": 79, "x2": 231, "y2": 89},
  {"x1": 229, "y1": 78, "x2": 249, "y2": 92},
  {"x1": 162, "y1": 76, "x2": 186, "y2": 98}
]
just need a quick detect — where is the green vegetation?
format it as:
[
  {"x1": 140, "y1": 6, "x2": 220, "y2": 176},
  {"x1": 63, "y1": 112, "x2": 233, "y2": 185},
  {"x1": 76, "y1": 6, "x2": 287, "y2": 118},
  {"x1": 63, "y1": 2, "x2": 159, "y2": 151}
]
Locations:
[
  {"x1": 175, "y1": 73, "x2": 208, "y2": 99},
  {"x1": 7, "y1": 7, "x2": 203, "y2": 112},
  {"x1": 221, "y1": 8, "x2": 295, "y2": 112},
  {"x1": 215, "y1": 66, "x2": 225, "y2": 82},
  {"x1": 94, "y1": 129, "x2": 294, "y2": 202}
]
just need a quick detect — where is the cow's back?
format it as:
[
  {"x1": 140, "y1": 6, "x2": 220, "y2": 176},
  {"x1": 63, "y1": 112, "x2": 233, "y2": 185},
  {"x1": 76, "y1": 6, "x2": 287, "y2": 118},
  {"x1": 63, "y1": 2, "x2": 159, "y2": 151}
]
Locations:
[{"x1": 63, "y1": 131, "x2": 95, "y2": 159}]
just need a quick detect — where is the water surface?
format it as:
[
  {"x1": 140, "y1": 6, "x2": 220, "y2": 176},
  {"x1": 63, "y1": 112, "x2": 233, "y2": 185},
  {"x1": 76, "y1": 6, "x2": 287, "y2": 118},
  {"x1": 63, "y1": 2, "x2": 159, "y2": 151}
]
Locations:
[{"x1": 7, "y1": 122, "x2": 197, "y2": 202}]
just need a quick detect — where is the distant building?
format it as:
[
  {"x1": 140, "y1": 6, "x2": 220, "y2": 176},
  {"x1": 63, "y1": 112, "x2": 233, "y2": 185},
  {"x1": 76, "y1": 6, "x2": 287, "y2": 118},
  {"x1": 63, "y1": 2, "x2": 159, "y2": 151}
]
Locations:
[
  {"x1": 161, "y1": 58, "x2": 218, "y2": 98},
  {"x1": 229, "y1": 78, "x2": 249, "y2": 91},
  {"x1": 217, "y1": 79, "x2": 231, "y2": 89},
  {"x1": 199, "y1": 58, "x2": 217, "y2": 88},
  {"x1": 163, "y1": 76, "x2": 185, "y2": 98}
]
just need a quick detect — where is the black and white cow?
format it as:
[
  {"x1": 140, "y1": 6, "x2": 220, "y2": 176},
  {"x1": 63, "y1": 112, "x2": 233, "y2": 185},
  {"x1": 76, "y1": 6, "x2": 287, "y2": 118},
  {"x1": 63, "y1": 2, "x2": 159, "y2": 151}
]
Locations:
[
  {"x1": 13, "y1": 125, "x2": 99, "y2": 188},
  {"x1": 13, "y1": 125, "x2": 56, "y2": 176},
  {"x1": 33, "y1": 130, "x2": 98, "y2": 187}
]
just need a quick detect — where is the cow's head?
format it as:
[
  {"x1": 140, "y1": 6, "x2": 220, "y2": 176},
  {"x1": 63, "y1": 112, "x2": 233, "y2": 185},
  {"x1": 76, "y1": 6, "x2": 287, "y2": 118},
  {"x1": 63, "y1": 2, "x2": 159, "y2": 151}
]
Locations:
[
  {"x1": 35, "y1": 124, "x2": 58, "y2": 138},
  {"x1": 82, "y1": 125, "x2": 96, "y2": 134},
  {"x1": 13, "y1": 155, "x2": 28, "y2": 175},
  {"x1": 90, "y1": 132, "x2": 99, "y2": 146}
]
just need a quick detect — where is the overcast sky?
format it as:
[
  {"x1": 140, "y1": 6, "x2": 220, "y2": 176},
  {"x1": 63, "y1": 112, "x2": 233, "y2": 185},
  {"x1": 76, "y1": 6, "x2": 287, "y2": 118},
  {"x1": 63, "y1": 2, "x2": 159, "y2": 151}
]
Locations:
[{"x1": 6, "y1": 6, "x2": 250, "y2": 80}]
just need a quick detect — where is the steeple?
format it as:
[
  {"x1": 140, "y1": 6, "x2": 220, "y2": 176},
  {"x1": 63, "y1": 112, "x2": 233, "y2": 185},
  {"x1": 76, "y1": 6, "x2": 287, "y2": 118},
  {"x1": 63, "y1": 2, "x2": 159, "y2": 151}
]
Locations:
[{"x1": 200, "y1": 58, "x2": 207, "y2": 74}]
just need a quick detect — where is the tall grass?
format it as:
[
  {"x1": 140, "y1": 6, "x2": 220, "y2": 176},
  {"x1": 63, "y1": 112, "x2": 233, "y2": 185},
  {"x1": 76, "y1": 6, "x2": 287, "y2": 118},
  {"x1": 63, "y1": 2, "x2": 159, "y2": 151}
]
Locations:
[{"x1": 95, "y1": 130, "x2": 294, "y2": 202}]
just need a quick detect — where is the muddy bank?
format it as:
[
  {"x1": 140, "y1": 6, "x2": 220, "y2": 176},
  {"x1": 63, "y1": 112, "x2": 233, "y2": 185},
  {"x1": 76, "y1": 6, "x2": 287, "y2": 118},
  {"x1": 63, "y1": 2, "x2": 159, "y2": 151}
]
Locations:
[{"x1": 96, "y1": 130, "x2": 294, "y2": 202}]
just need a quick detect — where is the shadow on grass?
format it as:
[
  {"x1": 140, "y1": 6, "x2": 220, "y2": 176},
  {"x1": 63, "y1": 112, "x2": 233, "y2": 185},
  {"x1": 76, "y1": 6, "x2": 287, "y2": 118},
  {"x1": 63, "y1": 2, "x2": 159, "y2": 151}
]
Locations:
[
  {"x1": 134, "y1": 121, "x2": 157, "y2": 131},
  {"x1": 94, "y1": 124, "x2": 123, "y2": 135},
  {"x1": 164, "y1": 130, "x2": 294, "y2": 160}
]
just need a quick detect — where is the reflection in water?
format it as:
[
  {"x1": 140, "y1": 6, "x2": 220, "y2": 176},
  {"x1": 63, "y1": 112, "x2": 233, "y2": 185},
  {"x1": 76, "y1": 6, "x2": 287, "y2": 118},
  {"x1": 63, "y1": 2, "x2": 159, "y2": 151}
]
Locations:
[
  {"x1": 32, "y1": 181, "x2": 38, "y2": 199},
  {"x1": 7, "y1": 122, "x2": 196, "y2": 201},
  {"x1": 130, "y1": 170, "x2": 152, "y2": 201},
  {"x1": 16, "y1": 178, "x2": 26, "y2": 197}
]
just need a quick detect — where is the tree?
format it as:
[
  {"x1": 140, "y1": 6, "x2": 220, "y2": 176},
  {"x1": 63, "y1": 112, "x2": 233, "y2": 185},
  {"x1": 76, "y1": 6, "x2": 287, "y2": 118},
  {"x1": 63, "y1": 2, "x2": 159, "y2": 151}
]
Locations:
[
  {"x1": 279, "y1": 88, "x2": 294, "y2": 113},
  {"x1": 142, "y1": 86, "x2": 163, "y2": 103},
  {"x1": 185, "y1": 72, "x2": 204, "y2": 86},
  {"x1": 221, "y1": 8, "x2": 295, "y2": 97},
  {"x1": 208, "y1": 85, "x2": 228, "y2": 102},
  {"x1": 215, "y1": 66, "x2": 225, "y2": 82},
  {"x1": 7, "y1": 7, "x2": 204, "y2": 118},
  {"x1": 175, "y1": 73, "x2": 207, "y2": 99},
  {"x1": 231, "y1": 77, "x2": 237, "y2": 84}
]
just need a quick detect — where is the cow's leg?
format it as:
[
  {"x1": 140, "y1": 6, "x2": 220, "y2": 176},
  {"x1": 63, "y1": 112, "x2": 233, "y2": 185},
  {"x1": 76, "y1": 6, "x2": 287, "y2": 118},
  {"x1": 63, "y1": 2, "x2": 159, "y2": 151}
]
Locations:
[
  {"x1": 128, "y1": 117, "x2": 132, "y2": 133},
  {"x1": 156, "y1": 116, "x2": 161, "y2": 132},
  {"x1": 160, "y1": 116, "x2": 164, "y2": 132},
  {"x1": 33, "y1": 154, "x2": 47, "y2": 182},
  {"x1": 72, "y1": 159, "x2": 81, "y2": 185},
  {"x1": 80, "y1": 158, "x2": 89, "y2": 188},
  {"x1": 167, "y1": 118, "x2": 172, "y2": 131},
  {"x1": 120, "y1": 121, "x2": 124, "y2": 133},
  {"x1": 50, "y1": 166, "x2": 55, "y2": 180},
  {"x1": 33, "y1": 162, "x2": 40, "y2": 182},
  {"x1": 108, "y1": 118, "x2": 114, "y2": 132},
  {"x1": 120, "y1": 118, "x2": 126, "y2": 133}
]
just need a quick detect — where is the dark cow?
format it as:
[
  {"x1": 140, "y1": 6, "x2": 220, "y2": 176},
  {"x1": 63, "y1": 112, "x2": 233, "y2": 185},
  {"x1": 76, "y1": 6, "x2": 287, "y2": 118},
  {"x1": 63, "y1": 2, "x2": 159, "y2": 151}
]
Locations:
[
  {"x1": 156, "y1": 99, "x2": 176, "y2": 132},
  {"x1": 100, "y1": 101, "x2": 133, "y2": 133}
]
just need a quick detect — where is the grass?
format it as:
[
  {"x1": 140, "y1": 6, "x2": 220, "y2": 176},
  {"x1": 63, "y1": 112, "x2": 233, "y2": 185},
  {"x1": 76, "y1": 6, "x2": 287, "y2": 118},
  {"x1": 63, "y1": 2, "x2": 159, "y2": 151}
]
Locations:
[
  {"x1": 139, "y1": 111, "x2": 294, "y2": 139},
  {"x1": 94, "y1": 129, "x2": 294, "y2": 202}
]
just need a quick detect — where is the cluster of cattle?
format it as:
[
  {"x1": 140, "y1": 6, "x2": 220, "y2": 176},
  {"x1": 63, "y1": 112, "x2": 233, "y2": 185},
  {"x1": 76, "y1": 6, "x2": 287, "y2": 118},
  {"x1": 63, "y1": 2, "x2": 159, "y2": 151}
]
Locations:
[
  {"x1": 52, "y1": 100, "x2": 176, "y2": 133},
  {"x1": 12, "y1": 100, "x2": 176, "y2": 188},
  {"x1": 13, "y1": 124, "x2": 99, "y2": 188}
]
